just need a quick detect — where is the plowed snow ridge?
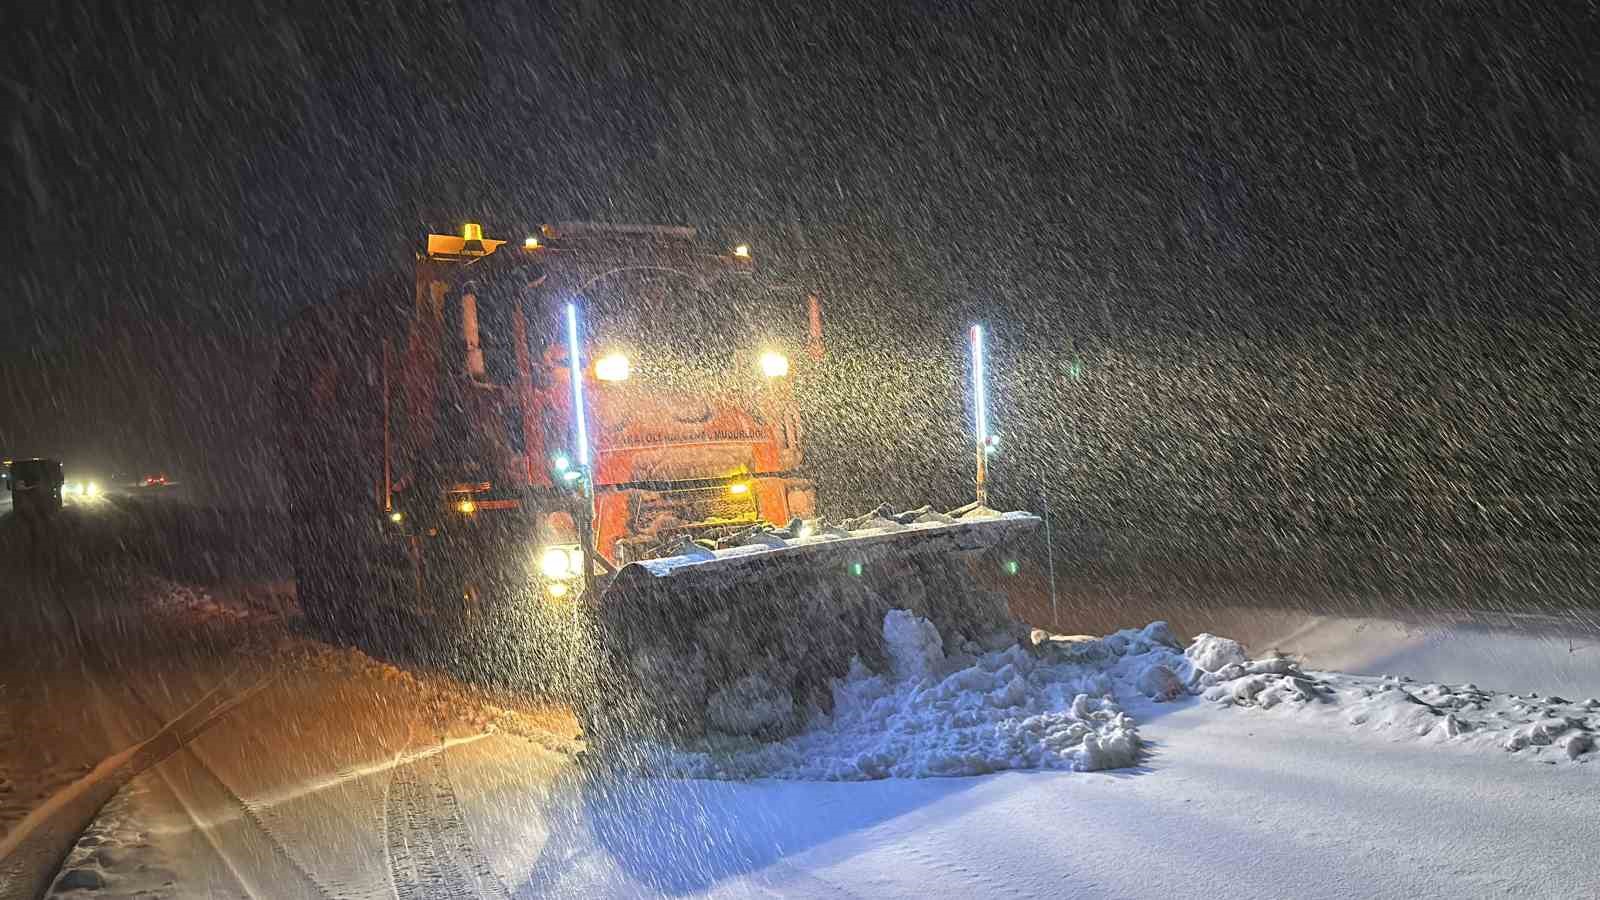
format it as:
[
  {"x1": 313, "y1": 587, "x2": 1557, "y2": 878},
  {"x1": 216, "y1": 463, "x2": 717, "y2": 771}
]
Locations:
[{"x1": 644, "y1": 612, "x2": 1600, "y2": 780}]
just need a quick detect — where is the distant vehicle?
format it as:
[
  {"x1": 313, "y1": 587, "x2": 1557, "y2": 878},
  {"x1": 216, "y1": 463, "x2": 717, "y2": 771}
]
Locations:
[
  {"x1": 63, "y1": 476, "x2": 104, "y2": 499},
  {"x1": 9, "y1": 458, "x2": 64, "y2": 516},
  {"x1": 141, "y1": 474, "x2": 170, "y2": 488}
]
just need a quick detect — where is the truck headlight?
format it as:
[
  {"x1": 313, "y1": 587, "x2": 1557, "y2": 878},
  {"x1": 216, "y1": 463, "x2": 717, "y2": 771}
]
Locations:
[
  {"x1": 539, "y1": 545, "x2": 584, "y2": 579},
  {"x1": 86, "y1": 482, "x2": 99, "y2": 497},
  {"x1": 595, "y1": 352, "x2": 630, "y2": 382},
  {"x1": 759, "y1": 351, "x2": 789, "y2": 378},
  {"x1": 540, "y1": 547, "x2": 571, "y2": 578}
]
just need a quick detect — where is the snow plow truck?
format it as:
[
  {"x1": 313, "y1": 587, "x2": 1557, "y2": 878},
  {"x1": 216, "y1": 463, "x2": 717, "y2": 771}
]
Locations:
[{"x1": 274, "y1": 222, "x2": 1038, "y2": 743}]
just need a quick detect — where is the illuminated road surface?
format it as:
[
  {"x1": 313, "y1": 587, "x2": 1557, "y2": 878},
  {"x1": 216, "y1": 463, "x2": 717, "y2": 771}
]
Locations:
[
  {"x1": 7, "y1": 499, "x2": 1600, "y2": 899},
  {"x1": 39, "y1": 669, "x2": 1600, "y2": 899},
  {"x1": 32, "y1": 611, "x2": 1600, "y2": 899}
]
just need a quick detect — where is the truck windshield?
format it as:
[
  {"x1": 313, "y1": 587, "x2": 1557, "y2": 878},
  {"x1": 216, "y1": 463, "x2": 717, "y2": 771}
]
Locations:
[{"x1": 581, "y1": 274, "x2": 793, "y2": 371}]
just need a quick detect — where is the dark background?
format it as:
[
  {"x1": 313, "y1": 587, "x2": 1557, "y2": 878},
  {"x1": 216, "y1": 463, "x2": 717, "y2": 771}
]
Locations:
[{"x1": 4, "y1": 2, "x2": 1599, "y2": 607}]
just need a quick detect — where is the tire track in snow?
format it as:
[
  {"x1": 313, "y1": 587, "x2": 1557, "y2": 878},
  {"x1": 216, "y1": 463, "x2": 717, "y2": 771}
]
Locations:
[
  {"x1": 385, "y1": 759, "x2": 444, "y2": 900},
  {"x1": 113, "y1": 671, "x2": 337, "y2": 900},
  {"x1": 11, "y1": 649, "x2": 283, "y2": 898},
  {"x1": 133, "y1": 740, "x2": 336, "y2": 900},
  {"x1": 384, "y1": 743, "x2": 510, "y2": 900}
]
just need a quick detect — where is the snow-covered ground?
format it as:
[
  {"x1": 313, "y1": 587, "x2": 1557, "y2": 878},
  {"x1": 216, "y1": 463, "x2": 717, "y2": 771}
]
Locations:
[
  {"x1": 10, "y1": 508, "x2": 1597, "y2": 900},
  {"x1": 505, "y1": 701, "x2": 1599, "y2": 898},
  {"x1": 43, "y1": 601, "x2": 1600, "y2": 899},
  {"x1": 635, "y1": 615, "x2": 1161, "y2": 781},
  {"x1": 626, "y1": 611, "x2": 1598, "y2": 782},
  {"x1": 451, "y1": 613, "x2": 1600, "y2": 898},
  {"x1": 1195, "y1": 606, "x2": 1600, "y2": 698}
]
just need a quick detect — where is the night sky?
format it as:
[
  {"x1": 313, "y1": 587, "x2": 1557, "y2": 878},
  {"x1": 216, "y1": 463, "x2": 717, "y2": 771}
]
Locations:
[
  {"x1": 4, "y1": 2, "x2": 1600, "y2": 593},
  {"x1": 8, "y1": 2, "x2": 1596, "y2": 338}
]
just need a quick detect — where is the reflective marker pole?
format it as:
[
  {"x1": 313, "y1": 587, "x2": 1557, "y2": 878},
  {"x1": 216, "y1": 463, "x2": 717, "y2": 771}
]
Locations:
[
  {"x1": 565, "y1": 302, "x2": 597, "y2": 600},
  {"x1": 971, "y1": 323, "x2": 988, "y2": 507}
]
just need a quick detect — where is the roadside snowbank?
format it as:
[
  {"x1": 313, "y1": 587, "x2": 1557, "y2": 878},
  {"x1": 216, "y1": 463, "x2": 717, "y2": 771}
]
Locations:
[
  {"x1": 1197, "y1": 657, "x2": 1600, "y2": 762},
  {"x1": 44, "y1": 786, "x2": 172, "y2": 899},
  {"x1": 1056, "y1": 622, "x2": 1599, "y2": 765},
  {"x1": 641, "y1": 611, "x2": 1600, "y2": 781},
  {"x1": 103, "y1": 570, "x2": 275, "y2": 626},
  {"x1": 644, "y1": 612, "x2": 1179, "y2": 780}
]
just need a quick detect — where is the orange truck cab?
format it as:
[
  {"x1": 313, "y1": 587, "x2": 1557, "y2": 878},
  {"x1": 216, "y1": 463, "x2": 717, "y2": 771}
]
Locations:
[{"x1": 278, "y1": 222, "x2": 821, "y2": 618}]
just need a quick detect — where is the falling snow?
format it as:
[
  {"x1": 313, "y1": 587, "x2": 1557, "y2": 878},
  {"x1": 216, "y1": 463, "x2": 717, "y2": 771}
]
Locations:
[{"x1": 5, "y1": 3, "x2": 1600, "y2": 897}]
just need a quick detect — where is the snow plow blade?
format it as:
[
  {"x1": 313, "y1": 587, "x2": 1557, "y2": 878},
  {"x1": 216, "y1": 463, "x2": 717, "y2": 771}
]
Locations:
[{"x1": 583, "y1": 508, "x2": 1041, "y2": 746}]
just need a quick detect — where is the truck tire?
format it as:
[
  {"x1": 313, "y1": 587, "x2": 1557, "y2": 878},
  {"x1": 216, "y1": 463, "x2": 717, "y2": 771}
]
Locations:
[
  {"x1": 294, "y1": 550, "x2": 357, "y2": 643},
  {"x1": 287, "y1": 509, "x2": 378, "y2": 645}
]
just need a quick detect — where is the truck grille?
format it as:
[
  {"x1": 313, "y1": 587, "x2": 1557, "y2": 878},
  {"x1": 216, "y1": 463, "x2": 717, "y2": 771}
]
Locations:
[{"x1": 625, "y1": 481, "x2": 758, "y2": 538}]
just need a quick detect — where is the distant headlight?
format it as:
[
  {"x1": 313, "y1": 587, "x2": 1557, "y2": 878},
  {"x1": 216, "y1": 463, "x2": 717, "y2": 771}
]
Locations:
[
  {"x1": 86, "y1": 482, "x2": 99, "y2": 497},
  {"x1": 595, "y1": 352, "x2": 630, "y2": 382},
  {"x1": 759, "y1": 351, "x2": 789, "y2": 378},
  {"x1": 540, "y1": 545, "x2": 584, "y2": 579}
]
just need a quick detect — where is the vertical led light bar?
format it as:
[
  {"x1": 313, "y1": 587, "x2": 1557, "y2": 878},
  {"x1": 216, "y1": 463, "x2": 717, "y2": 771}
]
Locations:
[
  {"x1": 971, "y1": 324, "x2": 987, "y2": 446},
  {"x1": 971, "y1": 323, "x2": 989, "y2": 506},
  {"x1": 566, "y1": 302, "x2": 590, "y2": 468}
]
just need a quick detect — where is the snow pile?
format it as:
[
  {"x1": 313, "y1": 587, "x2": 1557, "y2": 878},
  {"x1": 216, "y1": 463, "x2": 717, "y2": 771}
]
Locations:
[
  {"x1": 102, "y1": 571, "x2": 264, "y2": 625},
  {"x1": 883, "y1": 608, "x2": 946, "y2": 681},
  {"x1": 1335, "y1": 679, "x2": 1598, "y2": 759},
  {"x1": 1185, "y1": 633, "x2": 1248, "y2": 672},
  {"x1": 1188, "y1": 636, "x2": 1600, "y2": 763},
  {"x1": 638, "y1": 612, "x2": 1600, "y2": 781},
  {"x1": 46, "y1": 786, "x2": 174, "y2": 899},
  {"x1": 645, "y1": 611, "x2": 1158, "y2": 780}
]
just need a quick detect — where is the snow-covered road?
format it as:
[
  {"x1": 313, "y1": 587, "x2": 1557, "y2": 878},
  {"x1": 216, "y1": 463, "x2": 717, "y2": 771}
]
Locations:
[
  {"x1": 516, "y1": 697, "x2": 1598, "y2": 899},
  {"x1": 58, "y1": 681, "x2": 1600, "y2": 899},
  {"x1": 40, "y1": 609, "x2": 1600, "y2": 900},
  {"x1": 8, "y1": 503, "x2": 1600, "y2": 900}
]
